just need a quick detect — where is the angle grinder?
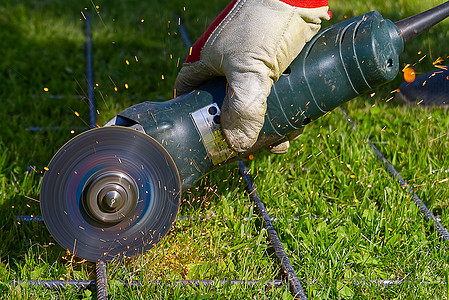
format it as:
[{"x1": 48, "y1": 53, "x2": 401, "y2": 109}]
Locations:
[{"x1": 40, "y1": 2, "x2": 449, "y2": 262}]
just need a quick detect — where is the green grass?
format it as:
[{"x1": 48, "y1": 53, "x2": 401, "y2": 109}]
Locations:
[{"x1": 1, "y1": 0, "x2": 449, "y2": 298}]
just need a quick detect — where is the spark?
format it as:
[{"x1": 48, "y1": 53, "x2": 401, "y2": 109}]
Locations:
[
  {"x1": 108, "y1": 75, "x2": 118, "y2": 91},
  {"x1": 432, "y1": 57, "x2": 445, "y2": 66},
  {"x1": 98, "y1": 89, "x2": 109, "y2": 110},
  {"x1": 90, "y1": 0, "x2": 107, "y2": 28},
  {"x1": 73, "y1": 78, "x2": 93, "y2": 109},
  {"x1": 23, "y1": 195, "x2": 40, "y2": 202},
  {"x1": 402, "y1": 64, "x2": 413, "y2": 72},
  {"x1": 403, "y1": 67, "x2": 415, "y2": 83},
  {"x1": 43, "y1": 87, "x2": 49, "y2": 92},
  {"x1": 72, "y1": 239, "x2": 77, "y2": 257},
  {"x1": 432, "y1": 133, "x2": 447, "y2": 141},
  {"x1": 429, "y1": 71, "x2": 443, "y2": 78},
  {"x1": 125, "y1": 83, "x2": 129, "y2": 89},
  {"x1": 435, "y1": 65, "x2": 448, "y2": 70},
  {"x1": 125, "y1": 59, "x2": 130, "y2": 65}
]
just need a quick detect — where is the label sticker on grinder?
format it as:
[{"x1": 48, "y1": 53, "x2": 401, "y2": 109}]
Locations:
[{"x1": 190, "y1": 103, "x2": 236, "y2": 165}]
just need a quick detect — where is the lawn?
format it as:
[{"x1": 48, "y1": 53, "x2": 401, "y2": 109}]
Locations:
[{"x1": 1, "y1": 0, "x2": 449, "y2": 299}]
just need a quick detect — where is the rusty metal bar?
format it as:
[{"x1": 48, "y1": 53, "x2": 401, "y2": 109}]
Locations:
[
  {"x1": 238, "y1": 161, "x2": 307, "y2": 300},
  {"x1": 96, "y1": 261, "x2": 108, "y2": 300},
  {"x1": 339, "y1": 107, "x2": 449, "y2": 241}
]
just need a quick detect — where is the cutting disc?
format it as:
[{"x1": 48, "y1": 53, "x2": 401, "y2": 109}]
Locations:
[{"x1": 40, "y1": 126, "x2": 181, "y2": 262}]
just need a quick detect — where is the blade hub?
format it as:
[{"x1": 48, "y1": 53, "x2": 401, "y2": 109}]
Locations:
[
  {"x1": 99, "y1": 185, "x2": 125, "y2": 211},
  {"x1": 83, "y1": 171, "x2": 138, "y2": 224}
]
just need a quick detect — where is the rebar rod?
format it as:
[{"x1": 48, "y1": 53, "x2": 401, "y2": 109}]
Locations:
[
  {"x1": 15, "y1": 280, "x2": 95, "y2": 290},
  {"x1": 17, "y1": 279, "x2": 283, "y2": 289},
  {"x1": 84, "y1": 11, "x2": 96, "y2": 129},
  {"x1": 17, "y1": 214, "x2": 330, "y2": 223},
  {"x1": 339, "y1": 107, "x2": 449, "y2": 241},
  {"x1": 17, "y1": 278, "x2": 447, "y2": 290},
  {"x1": 96, "y1": 261, "x2": 108, "y2": 300},
  {"x1": 238, "y1": 161, "x2": 308, "y2": 300}
]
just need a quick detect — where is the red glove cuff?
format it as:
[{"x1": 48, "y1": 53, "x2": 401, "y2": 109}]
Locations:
[
  {"x1": 279, "y1": 0, "x2": 328, "y2": 8},
  {"x1": 280, "y1": 0, "x2": 331, "y2": 18}
]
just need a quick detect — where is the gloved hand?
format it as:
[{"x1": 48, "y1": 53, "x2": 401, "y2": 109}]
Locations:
[{"x1": 174, "y1": 0, "x2": 330, "y2": 153}]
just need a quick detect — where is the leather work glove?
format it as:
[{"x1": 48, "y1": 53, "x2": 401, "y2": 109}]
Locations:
[{"x1": 174, "y1": 0, "x2": 330, "y2": 154}]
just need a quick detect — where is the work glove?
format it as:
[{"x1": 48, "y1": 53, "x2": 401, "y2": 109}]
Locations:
[{"x1": 174, "y1": 0, "x2": 330, "y2": 153}]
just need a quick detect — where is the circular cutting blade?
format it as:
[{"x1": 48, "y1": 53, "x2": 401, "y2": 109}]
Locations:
[{"x1": 40, "y1": 126, "x2": 181, "y2": 262}]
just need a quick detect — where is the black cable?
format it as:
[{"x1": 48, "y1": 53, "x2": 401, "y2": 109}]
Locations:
[{"x1": 395, "y1": 1, "x2": 449, "y2": 44}]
